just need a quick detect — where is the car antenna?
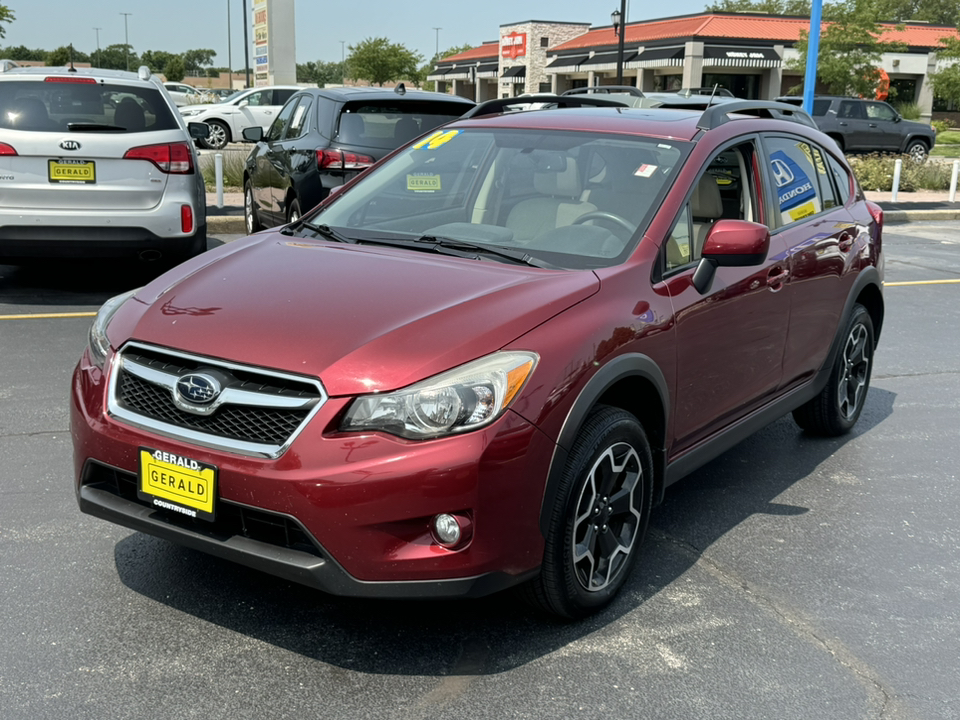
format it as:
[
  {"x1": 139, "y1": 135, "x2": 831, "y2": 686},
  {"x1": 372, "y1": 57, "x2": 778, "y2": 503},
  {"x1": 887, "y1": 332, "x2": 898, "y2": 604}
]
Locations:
[
  {"x1": 707, "y1": 83, "x2": 719, "y2": 105},
  {"x1": 68, "y1": 44, "x2": 77, "y2": 72},
  {"x1": 394, "y1": 82, "x2": 406, "y2": 96}
]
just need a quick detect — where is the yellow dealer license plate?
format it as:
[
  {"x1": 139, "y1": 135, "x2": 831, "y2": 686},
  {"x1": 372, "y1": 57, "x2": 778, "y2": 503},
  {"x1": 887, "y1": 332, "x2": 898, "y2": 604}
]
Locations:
[
  {"x1": 138, "y1": 448, "x2": 217, "y2": 521},
  {"x1": 48, "y1": 159, "x2": 96, "y2": 184}
]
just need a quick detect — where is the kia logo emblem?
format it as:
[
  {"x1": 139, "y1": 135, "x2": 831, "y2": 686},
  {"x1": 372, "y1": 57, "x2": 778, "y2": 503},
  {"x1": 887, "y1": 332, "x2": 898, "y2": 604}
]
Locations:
[
  {"x1": 176, "y1": 373, "x2": 221, "y2": 405},
  {"x1": 59, "y1": 139, "x2": 82, "y2": 151}
]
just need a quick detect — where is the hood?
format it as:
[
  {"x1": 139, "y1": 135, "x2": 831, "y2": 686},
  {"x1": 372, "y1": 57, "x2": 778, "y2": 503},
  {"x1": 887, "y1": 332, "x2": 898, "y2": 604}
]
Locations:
[
  {"x1": 902, "y1": 118, "x2": 935, "y2": 136},
  {"x1": 125, "y1": 235, "x2": 599, "y2": 396}
]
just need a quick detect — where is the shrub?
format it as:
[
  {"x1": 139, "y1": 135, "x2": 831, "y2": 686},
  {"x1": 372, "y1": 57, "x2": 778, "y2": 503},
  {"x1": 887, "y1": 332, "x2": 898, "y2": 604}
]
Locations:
[
  {"x1": 199, "y1": 149, "x2": 247, "y2": 190},
  {"x1": 892, "y1": 101, "x2": 922, "y2": 120},
  {"x1": 931, "y1": 119, "x2": 953, "y2": 135},
  {"x1": 847, "y1": 153, "x2": 954, "y2": 191}
]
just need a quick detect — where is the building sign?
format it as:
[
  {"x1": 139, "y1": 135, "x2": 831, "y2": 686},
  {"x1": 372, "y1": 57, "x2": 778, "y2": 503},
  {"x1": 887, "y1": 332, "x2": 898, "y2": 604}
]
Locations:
[
  {"x1": 501, "y1": 32, "x2": 527, "y2": 60},
  {"x1": 249, "y1": 0, "x2": 296, "y2": 87}
]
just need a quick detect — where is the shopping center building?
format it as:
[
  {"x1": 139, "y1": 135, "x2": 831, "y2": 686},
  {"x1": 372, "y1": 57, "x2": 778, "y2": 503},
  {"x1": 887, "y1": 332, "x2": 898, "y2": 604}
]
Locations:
[{"x1": 428, "y1": 12, "x2": 960, "y2": 121}]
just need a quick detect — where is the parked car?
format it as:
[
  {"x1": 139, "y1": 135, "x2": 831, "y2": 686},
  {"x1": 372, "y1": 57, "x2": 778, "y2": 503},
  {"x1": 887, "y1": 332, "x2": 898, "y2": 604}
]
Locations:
[
  {"x1": 73, "y1": 99, "x2": 884, "y2": 618},
  {"x1": 179, "y1": 85, "x2": 300, "y2": 150},
  {"x1": 0, "y1": 65, "x2": 210, "y2": 263},
  {"x1": 776, "y1": 95, "x2": 936, "y2": 161},
  {"x1": 162, "y1": 82, "x2": 215, "y2": 107},
  {"x1": 241, "y1": 85, "x2": 474, "y2": 230}
]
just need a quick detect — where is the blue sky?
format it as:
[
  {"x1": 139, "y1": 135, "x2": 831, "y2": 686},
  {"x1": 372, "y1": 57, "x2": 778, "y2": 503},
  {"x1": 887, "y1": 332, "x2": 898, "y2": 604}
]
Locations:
[{"x1": 6, "y1": 0, "x2": 712, "y2": 66}]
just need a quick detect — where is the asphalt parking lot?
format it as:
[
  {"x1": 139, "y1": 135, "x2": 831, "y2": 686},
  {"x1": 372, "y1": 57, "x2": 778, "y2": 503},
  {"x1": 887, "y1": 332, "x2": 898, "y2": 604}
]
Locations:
[{"x1": 1, "y1": 222, "x2": 958, "y2": 720}]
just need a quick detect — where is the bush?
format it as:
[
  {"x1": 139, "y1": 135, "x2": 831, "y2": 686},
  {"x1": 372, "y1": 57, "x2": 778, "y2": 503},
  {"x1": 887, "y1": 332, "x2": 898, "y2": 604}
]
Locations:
[
  {"x1": 931, "y1": 119, "x2": 954, "y2": 135},
  {"x1": 847, "y1": 153, "x2": 954, "y2": 191},
  {"x1": 198, "y1": 149, "x2": 247, "y2": 190},
  {"x1": 892, "y1": 101, "x2": 922, "y2": 120}
]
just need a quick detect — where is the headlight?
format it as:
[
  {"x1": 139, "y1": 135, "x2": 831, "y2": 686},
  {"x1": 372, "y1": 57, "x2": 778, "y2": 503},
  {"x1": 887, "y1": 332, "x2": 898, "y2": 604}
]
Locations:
[
  {"x1": 88, "y1": 288, "x2": 139, "y2": 368},
  {"x1": 180, "y1": 109, "x2": 201, "y2": 117},
  {"x1": 341, "y1": 352, "x2": 538, "y2": 440}
]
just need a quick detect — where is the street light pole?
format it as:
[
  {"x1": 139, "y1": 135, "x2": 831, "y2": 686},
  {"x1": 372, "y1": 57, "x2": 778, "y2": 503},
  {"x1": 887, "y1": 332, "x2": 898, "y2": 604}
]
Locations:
[
  {"x1": 241, "y1": 0, "x2": 250, "y2": 88},
  {"x1": 432, "y1": 27, "x2": 441, "y2": 60},
  {"x1": 120, "y1": 12, "x2": 132, "y2": 72},
  {"x1": 93, "y1": 27, "x2": 102, "y2": 68},
  {"x1": 340, "y1": 40, "x2": 346, "y2": 84},
  {"x1": 227, "y1": 0, "x2": 233, "y2": 89},
  {"x1": 612, "y1": 0, "x2": 627, "y2": 86}
]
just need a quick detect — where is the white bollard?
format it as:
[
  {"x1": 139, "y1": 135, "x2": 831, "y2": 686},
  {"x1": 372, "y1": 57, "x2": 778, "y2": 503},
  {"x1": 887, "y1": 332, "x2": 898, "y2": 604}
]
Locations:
[
  {"x1": 950, "y1": 160, "x2": 959, "y2": 204},
  {"x1": 891, "y1": 158, "x2": 902, "y2": 202},
  {"x1": 215, "y1": 153, "x2": 224, "y2": 209}
]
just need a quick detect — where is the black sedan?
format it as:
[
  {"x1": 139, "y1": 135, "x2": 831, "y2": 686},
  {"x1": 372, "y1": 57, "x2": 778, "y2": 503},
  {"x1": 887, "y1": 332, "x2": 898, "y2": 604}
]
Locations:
[{"x1": 241, "y1": 86, "x2": 474, "y2": 232}]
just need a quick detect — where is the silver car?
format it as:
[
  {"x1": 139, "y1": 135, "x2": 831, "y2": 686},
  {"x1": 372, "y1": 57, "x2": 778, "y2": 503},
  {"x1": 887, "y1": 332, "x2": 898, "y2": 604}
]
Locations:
[{"x1": 0, "y1": 65, "x2": 209, "y2": 263}]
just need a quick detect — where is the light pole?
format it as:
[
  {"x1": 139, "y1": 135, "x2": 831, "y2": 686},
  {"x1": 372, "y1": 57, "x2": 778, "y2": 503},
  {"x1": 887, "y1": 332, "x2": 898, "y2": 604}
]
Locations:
[
  {"x1": 93, "y1": 27, "x2": 102, "y2": 68},
  {"x1": 611, "y1": 0, "x2": 626, "y2": 86},
  {"x1": 119, "y1": 12, "x2": 132, "y2": 71},
  {"x1": 227, "y1": 0, "x2": 233, "y2": 89},
  {"x1": 340, "y1": 40, "x2": 346, "y2": 84},
  {"x1": 432, "y1": 27, "x2": 441, "y2": 60},
  {"x1": 242, "y1": 0, "x2": 250, "y2": 88}
]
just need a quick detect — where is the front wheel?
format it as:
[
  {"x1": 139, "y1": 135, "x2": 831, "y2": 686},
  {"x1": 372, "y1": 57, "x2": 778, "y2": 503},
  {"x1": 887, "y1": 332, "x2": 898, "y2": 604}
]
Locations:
[
  {"x1": 201, "y1": 120, "x2": 230, "y2": 150},
  {"x1": 905, "y1": 140, "x2": 928, "y2": 163},
  {"x1": 525, "y1": 406, "x2": 653, "y2": 619},
  {"x1": 793, "y1": 303, "x2": 874, "y2": 436},
  {"x1": 286, "y1": 198, "x2": 301, "y2": 224}
]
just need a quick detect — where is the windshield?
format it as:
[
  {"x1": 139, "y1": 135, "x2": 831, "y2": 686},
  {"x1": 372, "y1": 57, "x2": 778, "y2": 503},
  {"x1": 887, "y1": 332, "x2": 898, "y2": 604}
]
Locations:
[
  {"x1": 310, "y1": 127, "x2": 689, "y2": 270},
  {"x1": 218, "y1": 90, "x2": 243, "y2": 103},
  {"x1": 0, "y1": 80, "x2": 179, "y2": 133}
]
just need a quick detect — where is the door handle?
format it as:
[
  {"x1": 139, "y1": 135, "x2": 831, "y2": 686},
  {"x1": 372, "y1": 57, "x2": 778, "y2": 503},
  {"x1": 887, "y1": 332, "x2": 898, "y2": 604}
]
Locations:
[
  {"x1": 868, "y1": 123, "x2": 878, "y2": 128},
  {"x1": 767, "y1": 265, "x2": 789, "y2": 291},
  {"x1": 839, "y1": 121, "x2": 848, "y2": 126}
]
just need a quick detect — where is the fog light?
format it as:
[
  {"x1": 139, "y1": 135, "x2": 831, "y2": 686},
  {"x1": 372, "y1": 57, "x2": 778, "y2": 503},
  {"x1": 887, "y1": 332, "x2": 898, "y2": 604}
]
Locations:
[{"x1": 433, "y1": 514, "x2": 462, "y2": 546}]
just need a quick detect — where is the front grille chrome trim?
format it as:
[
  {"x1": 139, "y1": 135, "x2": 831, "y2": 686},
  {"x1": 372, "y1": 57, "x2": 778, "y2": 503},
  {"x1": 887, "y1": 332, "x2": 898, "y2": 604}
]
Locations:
[{"x1": 107, "y1": 341, "x2": 328, "y2": 459}]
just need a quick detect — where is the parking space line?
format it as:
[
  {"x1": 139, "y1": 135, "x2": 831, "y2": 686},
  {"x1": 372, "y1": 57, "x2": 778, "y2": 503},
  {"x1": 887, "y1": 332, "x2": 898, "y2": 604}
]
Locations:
[
  {"x1": 885, "y1": 279, "x2": 960, "y2": 287},
  {"x1": 0, "y1": 311, "x2": 97, "y2": 320}
]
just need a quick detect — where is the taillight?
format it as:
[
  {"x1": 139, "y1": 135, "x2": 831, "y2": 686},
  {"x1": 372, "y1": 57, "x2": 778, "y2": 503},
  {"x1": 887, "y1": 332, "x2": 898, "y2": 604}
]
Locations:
[
  {"x1": 181, "y1": 205, "x2": 194, "y2": 234},
  {"x1": 123, "y1": 142, "x2": 194, "y2": 174},
  {"x1": 866, "y1": 200, "x2": 883, "y2": 234},
  {"x1": 317, "y1": 148, "x2": 374, "y2": 171},
  {"x1": 0, "y1": 142, "x2": 17, "y2": 156}
]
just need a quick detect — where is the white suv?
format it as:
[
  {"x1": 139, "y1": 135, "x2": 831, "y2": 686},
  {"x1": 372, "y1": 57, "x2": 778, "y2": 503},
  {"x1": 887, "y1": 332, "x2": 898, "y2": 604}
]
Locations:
[
  {"x1": 178, "y1": 85, "x2": 300, "y2": 150},
  {"x1": 0, "y1": 65, "x2": 210, "y2": 264}
]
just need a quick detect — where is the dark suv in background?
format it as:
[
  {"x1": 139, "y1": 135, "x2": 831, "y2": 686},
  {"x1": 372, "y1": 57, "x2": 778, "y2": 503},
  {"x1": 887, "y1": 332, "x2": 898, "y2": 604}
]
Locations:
[
  {"x1": 241, "y1": 86, "x2": 474, "y2": 231},
  {"x1": 776, "y1": 95, "x2": 936, "y2": 161}
]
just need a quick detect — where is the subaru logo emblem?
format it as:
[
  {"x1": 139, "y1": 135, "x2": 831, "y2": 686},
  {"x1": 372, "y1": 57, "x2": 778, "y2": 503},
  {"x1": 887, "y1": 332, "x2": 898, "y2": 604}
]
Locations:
[
  {"x1": 176, "y1": 373, "x2": 221, "y2": 405},
  {"x1": 770, "y1": 158, "x2": 795, "y2": 188},
  {"x1": 59, "y1": 139, "x2": 82, "y2": 151}
]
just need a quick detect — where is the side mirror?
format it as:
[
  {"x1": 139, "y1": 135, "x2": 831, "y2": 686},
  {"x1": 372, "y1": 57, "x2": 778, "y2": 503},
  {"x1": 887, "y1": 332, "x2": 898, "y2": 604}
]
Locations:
[
  {"x1": 188, "y1": 122, "x2": 210, "y2": 140},
  {"x1": 242, "y1": 126, "x2": 263, "y2": 143},
  {"x1": 238, "y1": 99, "x2": 249, "y2": 108},
  {"x1": 894, "y1": 115, "x2": 902, "y2": 123},
  {"x1": 692, "y1": 219, "x2": 770, "y2": 294}
]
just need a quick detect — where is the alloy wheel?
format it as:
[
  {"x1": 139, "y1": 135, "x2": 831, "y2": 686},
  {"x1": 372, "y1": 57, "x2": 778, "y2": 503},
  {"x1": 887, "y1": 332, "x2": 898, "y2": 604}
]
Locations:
[
  {"x1": 571, "y1": 442, "x2": 643, "y2": 592},
  {"x1": 207, "y1": 122, "x2": 228, "y2": 150},
  {"x1": 838, "y1": 323, "x2": 870, "y2": 421}
]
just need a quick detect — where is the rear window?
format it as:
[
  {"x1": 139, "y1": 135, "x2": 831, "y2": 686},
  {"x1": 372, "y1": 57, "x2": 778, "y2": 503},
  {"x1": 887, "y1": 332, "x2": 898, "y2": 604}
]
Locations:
[
  {"x1": 0, "y1": 80, "x2": 179, "y2": 133},
  {"x1": 335, "y1": 100, "x2": 466, "y2": 150}
]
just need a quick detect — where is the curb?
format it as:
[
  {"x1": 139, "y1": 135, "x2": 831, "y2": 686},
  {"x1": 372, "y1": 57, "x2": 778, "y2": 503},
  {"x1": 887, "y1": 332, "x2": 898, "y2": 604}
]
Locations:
[
  {"x1": 883, "y1": 208, "x2": 960, "y2": 224},
  {"x1": 208, "y1": 215, "x2": 246, "y2": 234}
]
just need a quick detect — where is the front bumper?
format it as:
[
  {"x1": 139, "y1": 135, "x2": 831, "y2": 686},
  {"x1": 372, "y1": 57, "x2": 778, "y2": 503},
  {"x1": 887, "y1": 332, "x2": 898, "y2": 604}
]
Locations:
[{"x1": 71, "y1": 349, "x2": 555, "y2": 598}]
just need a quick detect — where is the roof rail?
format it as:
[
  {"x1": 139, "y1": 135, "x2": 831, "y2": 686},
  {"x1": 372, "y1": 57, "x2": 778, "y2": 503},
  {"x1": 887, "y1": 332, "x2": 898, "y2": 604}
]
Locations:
[
  {"x1": 460, "y1": 93, "x2": 628, "y2": 119},
  {"x1": 697, "y1": 100, "x2": 816, "y2": 130},
  {"x1": 562, "y1": 86, "x2": 645, "y2": 98}
]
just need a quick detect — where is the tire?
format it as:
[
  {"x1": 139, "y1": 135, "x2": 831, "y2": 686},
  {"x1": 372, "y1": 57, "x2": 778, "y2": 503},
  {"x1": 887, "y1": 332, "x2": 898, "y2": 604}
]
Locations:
[
  {"x1": 244, "y1": 180, "x2": 262, "y2": 235},
  {"x1": 905, "y1": 139, "x2": 928, "y2": 163},
  {"x1": 793, "y1": 304, "x2": 874, "y2": 436},
  {"x1": 525, "y1": 405, "x2": 653, "y2": 619},
  {"x1": 286, "y1": 197, "x2": 301, "y2": 224},
  {"x1": 201, "y1": 120, "x2": 230, "y2": 150},
  {"x1": 828, "y1": 134, "x2": 845, "y2": 152}
]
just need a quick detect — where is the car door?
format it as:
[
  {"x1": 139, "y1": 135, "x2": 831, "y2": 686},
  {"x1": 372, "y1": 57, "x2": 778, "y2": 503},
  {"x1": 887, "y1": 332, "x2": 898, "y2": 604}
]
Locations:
[
  {"x1": 835, "y1": 100, "x2": 871, "y2": 150},
  {"x1": 761, "y1": 135, "x2": 864, "y2": 390},
  {"x1": 250, "y1": 96, "x2": 301, "y2": 226},
  {"x1": 268, "y1": 94, "x2": 317, "y2": 219},
  {"x1": 661, "y1": 138, "x2": 791, "y2": 454},
  {"x1": 863, "y1": 101, "x2": 903, "y2": 151}
]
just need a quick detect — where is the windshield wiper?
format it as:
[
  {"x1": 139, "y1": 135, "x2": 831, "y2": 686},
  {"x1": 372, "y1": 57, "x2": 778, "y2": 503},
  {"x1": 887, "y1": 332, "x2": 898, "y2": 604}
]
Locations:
[
  {"x1": 415, "y1": 235, "x2": 555, "y2": 269},
  {"x1": 287, "y1": 220, "x2": 357, "y2": 244},
  {"x1": 67, "y1": 123, "x2": 125, "y2": 132}
]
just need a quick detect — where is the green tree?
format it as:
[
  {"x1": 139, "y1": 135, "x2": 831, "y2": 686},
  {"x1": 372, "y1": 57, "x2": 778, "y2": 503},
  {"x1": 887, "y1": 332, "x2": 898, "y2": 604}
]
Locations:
[
  {"x1": 418, "y1": 44, "x2": 474, "y2": 90},
  {"x1": 2, "y1": 44, "x2": 45, "y2": 61},
  {"x1": 181, "y1": 48, "x2": 216, "y2": 74},
  {"x1": 46, "y1": 45, "x2": 90, "y2": 67},
  {"x1": 0, "y1": 4, "x2": 13, "y2": 39},
  {"x1": 141, "y1": 50, "x2": 177, "y2": 75},
  {"x1": 706, "y1": 0, "x2": 816, "y2": 14},
  {"x1": 347, "y1": 37, "x2": 422, "y2": 86},
  {"x1": 297, "y1": 60, "x2": 346, "y2": 86},
  {"x1": 98, "y1": 43, "x2": 139, "y2": 71},
  {"x1": 164, "y1": 55, "x2": 186, "y2": 82},
  {"x1": 789, "y1": 4, "x2": 906, "y2": 96},
  {"x1": 930, "y1": 37, "x2": 960, "y2": 107}
]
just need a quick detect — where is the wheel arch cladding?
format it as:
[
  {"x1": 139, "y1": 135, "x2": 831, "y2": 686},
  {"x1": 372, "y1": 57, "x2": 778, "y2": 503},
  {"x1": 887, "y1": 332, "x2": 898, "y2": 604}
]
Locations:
[
  {"x1": 856, "y1": 280, "x2": 884, "y2": 345},
  {"x1": 539, "y1": 353, "x2": 669, "y2": 536}
]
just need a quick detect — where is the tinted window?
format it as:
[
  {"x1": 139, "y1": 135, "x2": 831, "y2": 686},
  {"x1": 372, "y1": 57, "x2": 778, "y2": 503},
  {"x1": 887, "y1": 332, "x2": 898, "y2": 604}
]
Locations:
[
  {"x1": 812, "y1": 99, "x2": 831, "y2": 116},
  {"x1": 838, "y1": 101, "x2": 863, "y2": 119},
  {"x1": 810, "y1": 145, "x2": 839, "y2": 209},
  {"x1": 274, "y1": 89, "x2": 296, "y2": 105},
  {"x1": 265, "y1": 96, "x2": 298, "y2": 142},
  {"x1": 826, "y1": 152, "x2": 851, "y2": 205},
  {"x1": 335, "y1": 100, "x2": 466, "y2": 150},
  {"x1": 0, "y1": 81, "x2": 179, "y2": 133},
  {"x1": 766, "y1": 137, "x2": 823, "y2": 226}
]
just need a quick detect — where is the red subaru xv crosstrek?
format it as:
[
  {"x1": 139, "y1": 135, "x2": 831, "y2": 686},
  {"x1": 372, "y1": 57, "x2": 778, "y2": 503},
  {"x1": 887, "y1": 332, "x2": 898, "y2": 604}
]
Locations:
[{"x1": 72, "y1": 99, "x2": 884, "y2": 618}]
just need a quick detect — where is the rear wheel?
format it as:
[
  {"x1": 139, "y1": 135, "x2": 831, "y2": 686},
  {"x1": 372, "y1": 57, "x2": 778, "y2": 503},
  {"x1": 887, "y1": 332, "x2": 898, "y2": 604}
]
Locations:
[
  {"x1": 793, "y1": 303, "x2": 874, "y2": 436},
  {"x1": 286, "y1": 197, "x2": 301, "y2": 224},
  {"x1": 525, "y1": 406, "x2": 653, "y2": 619}
]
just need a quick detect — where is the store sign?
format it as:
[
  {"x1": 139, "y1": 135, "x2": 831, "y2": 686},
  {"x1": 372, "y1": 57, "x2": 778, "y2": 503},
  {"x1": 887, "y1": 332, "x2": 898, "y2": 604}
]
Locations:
[{"x1": 501, "y1": 32, "x2": 527, "y2": 60}]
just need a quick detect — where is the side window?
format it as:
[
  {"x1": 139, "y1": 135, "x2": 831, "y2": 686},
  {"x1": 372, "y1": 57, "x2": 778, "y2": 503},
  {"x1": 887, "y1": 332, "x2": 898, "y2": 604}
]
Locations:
[
  {"x1": 665, "y1": 205, "x2": 692, "y2": 271},
  {"x1": 865, "y1": 102, "x2": 897, "y2": 121},
  {"x1": 766, "y1": 136, "x2": 823, "y2": 226},
  {"x1": 265, "y1": 97, "x2": 298, "y2": 142},
  {"x1": 245, "y1": 91, "x2": 266, "y2": 107},
  {"x1": 826, "y1": 153, "x2": 851, "y2": 205},
  {"x1": 810, "y1": 145, "x2": 839, "y2": 209},
  {"x1": 274, "y1": 89, "x2": 296, "y2": 105},
  {"x1": 838, "y1": 101, "x2": 862, "y2": 119},
  {"x1": 287, "y1": 96, "x2": 312, "y2": 139}
]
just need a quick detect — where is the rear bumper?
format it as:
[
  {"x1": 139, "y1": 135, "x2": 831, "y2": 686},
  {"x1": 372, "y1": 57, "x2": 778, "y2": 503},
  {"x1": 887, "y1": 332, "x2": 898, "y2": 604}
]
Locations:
[{"x1": 0, "y1": 223, "x2": 206, "y2": 259}]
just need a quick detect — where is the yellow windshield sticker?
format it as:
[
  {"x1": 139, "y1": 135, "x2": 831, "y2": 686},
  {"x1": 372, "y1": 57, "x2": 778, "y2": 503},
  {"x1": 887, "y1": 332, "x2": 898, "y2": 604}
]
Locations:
[{"x1": 413, "y1": 129, "x2": 460, "y2": 150}]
